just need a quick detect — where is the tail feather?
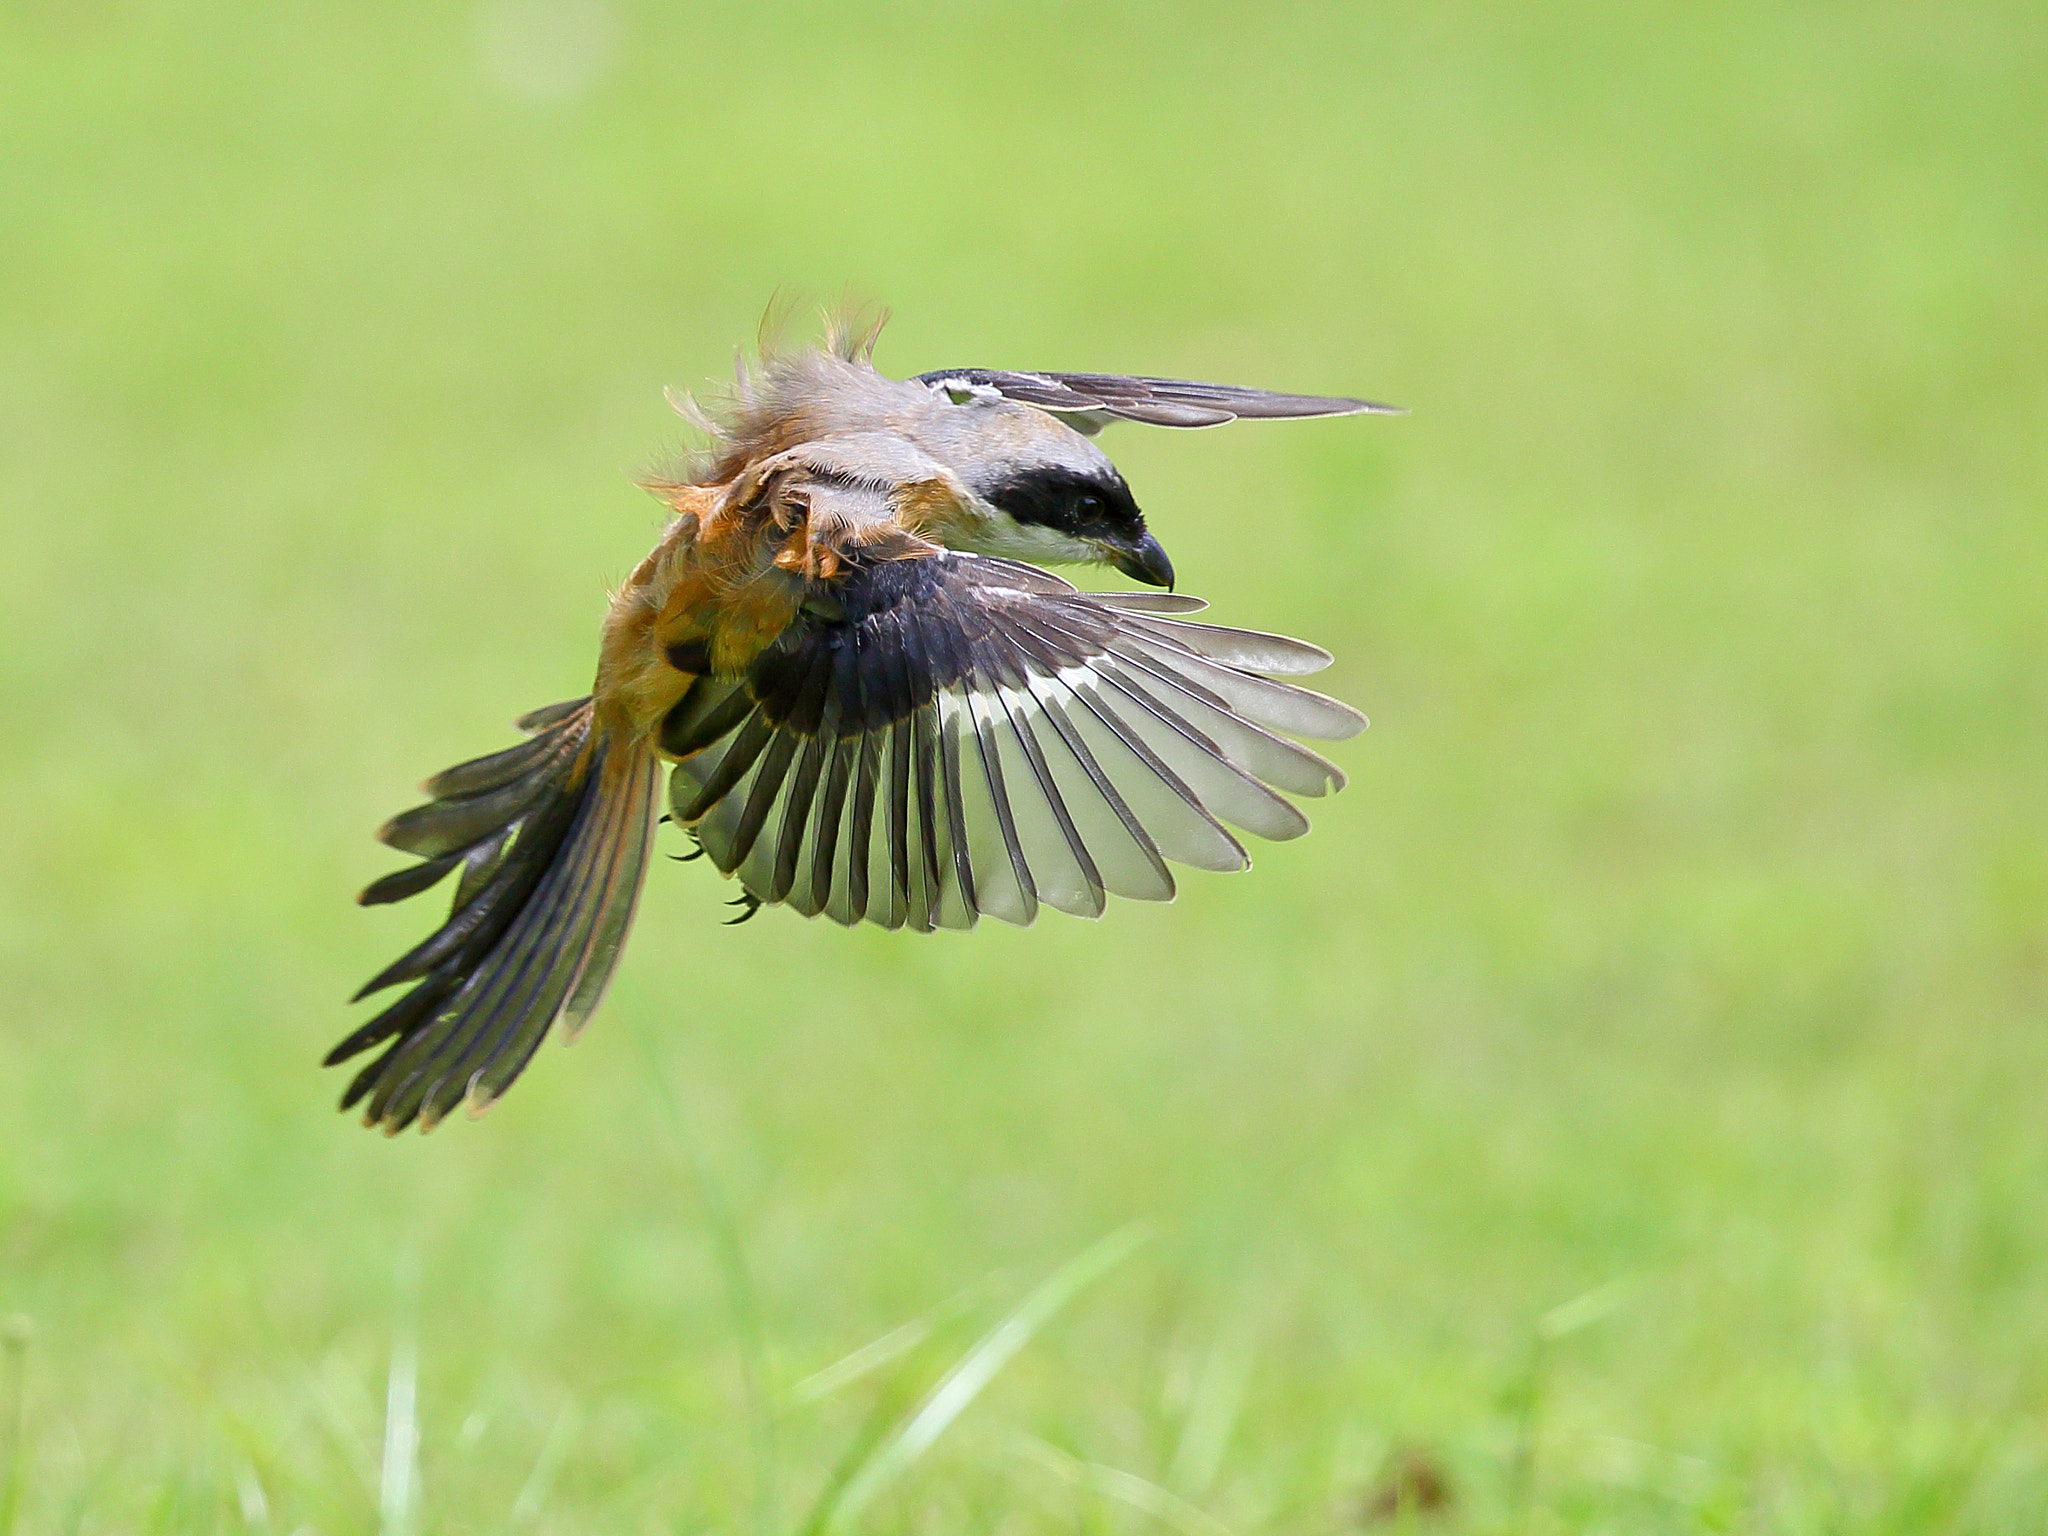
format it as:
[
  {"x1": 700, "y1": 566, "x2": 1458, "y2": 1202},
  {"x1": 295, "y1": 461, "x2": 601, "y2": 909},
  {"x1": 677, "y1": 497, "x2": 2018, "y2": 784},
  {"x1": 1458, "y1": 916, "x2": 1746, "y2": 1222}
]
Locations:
[
  {"x1": 357, "y1": 851, "x2": 465, "y2": 907},
  {"x1": 375, "y1": 725, "x2": 588, "y2": 859},
  {"x1": 330, "y1": 699, "x2": 663, "y2": 1133}
]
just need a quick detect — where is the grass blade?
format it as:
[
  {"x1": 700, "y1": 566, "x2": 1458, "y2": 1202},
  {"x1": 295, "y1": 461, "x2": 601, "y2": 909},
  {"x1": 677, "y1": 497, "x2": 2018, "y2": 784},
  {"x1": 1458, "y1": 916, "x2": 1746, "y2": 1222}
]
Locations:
[
  {"x1": 790, "y1": 1319, "x2": 935, "y2": 1408},
  {"x1": 1166, "y1": 1315, "x2": 1256, "y2": 1498},
  {"x1": 233, "y1": 1457, "x2": 271, "y2": 1533},
  {"x1": 636, "y1": 1026, "x2": 777, "y2": 1536},
  {"x1": 1513, "y1": 1275, "x2": 1644, "y2": 1511},
  {"x1": 1014, "y1": 1434, "x2": 1235, "y2": 1536},
  {"x1": 511, "y1": 1401, "x2": 579, "y2": 1524},
  {"x1": 823, "y1": 1223, "x2": 1149, "y2": 1533},
  {"x1": 379, "y1": 1269, "x2": 419, "y2": 1536},
  {"x1": 1, "y1": 1316, "x2": 29, "y2": 1536},
  {"x1": 1537, "y1": 1276, "x2": 1641, "y2": 1342},
  {"x1": 792, "y1": 1383, "x2": 912, "y2": 1536},
  {"x1": 789, "y1": 1280, "x2": 989, "y2": 1407}
]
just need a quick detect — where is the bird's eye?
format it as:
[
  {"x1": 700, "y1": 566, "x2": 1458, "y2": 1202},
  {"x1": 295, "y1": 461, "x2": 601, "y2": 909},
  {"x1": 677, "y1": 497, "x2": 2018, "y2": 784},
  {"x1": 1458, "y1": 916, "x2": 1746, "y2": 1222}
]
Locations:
[{"x1": 1075, "y1": 494, "x2": 1103, "y2": 518}]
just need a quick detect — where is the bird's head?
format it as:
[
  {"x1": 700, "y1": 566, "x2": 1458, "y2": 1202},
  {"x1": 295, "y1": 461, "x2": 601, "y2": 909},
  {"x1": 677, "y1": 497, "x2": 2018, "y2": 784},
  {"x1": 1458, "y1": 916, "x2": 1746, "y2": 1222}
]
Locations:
[
  {"x1": 941, "y1": 408, "x2": 1174, "y2": 587},
  {"x1": 976, "y1": 461, "x2": 1173, "y2": 589}
]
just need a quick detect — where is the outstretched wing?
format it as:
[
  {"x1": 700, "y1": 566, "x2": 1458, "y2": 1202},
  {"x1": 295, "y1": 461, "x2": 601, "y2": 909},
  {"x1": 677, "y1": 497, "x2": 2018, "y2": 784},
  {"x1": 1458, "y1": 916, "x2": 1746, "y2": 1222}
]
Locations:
[
  {"x1": 914, "y1": 368, "x2": 1402, "y2": 433},
  {"x1": 661, "y1": 553, "x2": 1366, "y2": 933}
]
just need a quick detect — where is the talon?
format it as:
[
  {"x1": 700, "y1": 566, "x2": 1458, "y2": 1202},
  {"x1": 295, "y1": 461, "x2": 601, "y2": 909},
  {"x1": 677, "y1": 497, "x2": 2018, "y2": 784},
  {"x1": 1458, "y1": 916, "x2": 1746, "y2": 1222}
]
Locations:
[{"x1": 723, "y1": 893, "x2": 763, "y2": 925}]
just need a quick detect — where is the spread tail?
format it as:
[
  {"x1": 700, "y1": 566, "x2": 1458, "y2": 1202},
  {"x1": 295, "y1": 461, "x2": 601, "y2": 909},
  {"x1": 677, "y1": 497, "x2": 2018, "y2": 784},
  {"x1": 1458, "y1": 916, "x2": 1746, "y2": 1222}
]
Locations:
[{"x1": 328, "y1": 699, "x2": 663, "y2": 1133}]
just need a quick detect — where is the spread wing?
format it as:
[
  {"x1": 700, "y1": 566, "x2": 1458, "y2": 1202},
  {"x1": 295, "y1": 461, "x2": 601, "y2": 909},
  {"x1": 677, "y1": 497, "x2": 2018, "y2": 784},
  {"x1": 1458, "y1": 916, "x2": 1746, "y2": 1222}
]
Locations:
[
  {"x1": 661, "y1": 552, "x2": 1366, "y2": 932},
  {"x1": 913, "y1": 368, "x2": 1401, "y2": 433}
]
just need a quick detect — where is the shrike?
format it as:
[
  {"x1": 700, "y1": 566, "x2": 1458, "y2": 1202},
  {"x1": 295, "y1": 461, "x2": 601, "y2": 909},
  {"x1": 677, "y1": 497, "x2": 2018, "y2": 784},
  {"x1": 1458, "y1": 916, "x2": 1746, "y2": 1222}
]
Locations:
[{"x1": 331, "y1": 315, "x2": 1398, "y2": 1131}]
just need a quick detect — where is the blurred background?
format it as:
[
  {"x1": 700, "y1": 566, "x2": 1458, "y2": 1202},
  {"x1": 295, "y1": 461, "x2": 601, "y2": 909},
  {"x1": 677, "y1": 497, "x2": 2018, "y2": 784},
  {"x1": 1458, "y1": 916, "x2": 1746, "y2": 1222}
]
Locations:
[{"x1": 3, "y1": 2, "x2": 2045, "y2": 1530}]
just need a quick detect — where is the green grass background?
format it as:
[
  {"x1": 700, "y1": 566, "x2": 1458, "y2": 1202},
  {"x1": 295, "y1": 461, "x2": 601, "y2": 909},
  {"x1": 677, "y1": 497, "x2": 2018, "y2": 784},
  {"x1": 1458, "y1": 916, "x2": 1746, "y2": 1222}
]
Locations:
[{"x1": 4, "y1": 1, "x2": 2046, "y2": 1530}]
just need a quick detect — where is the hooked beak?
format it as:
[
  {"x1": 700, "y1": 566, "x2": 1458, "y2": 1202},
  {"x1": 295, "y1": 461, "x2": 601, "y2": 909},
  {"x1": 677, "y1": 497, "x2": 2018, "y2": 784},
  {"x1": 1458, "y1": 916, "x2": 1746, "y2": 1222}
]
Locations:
[{"x1": 1109, "y1": 529, "x2": 1176, "y2": 590}]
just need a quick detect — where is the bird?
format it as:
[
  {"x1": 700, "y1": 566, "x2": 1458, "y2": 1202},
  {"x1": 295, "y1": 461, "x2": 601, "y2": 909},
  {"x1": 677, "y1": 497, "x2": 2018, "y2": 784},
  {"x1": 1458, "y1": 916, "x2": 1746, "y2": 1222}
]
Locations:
[{"x1": 328, "y1": 313, "x2": 1399, "y2": 1133}]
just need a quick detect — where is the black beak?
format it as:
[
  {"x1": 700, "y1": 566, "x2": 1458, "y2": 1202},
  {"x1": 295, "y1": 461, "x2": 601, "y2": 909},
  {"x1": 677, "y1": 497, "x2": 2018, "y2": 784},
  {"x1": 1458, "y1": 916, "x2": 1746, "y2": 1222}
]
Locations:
[{"x1": 1110, "y1": 530, "x2": 1175, "y2": 590}]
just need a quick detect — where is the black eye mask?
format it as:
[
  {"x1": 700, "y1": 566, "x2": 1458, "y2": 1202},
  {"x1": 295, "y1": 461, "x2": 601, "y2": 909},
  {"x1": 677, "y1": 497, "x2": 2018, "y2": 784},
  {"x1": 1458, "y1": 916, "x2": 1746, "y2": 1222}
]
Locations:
[{"x1": 981, "y1": 464, "x2": 1143, "y2": 540}]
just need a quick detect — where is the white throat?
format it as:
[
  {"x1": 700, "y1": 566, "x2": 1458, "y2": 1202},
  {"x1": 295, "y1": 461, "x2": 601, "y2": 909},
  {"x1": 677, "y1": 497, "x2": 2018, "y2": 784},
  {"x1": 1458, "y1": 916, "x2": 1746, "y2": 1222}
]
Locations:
[{"x1": 945, "y1": 509, "x2": 1105, "y2": 568}]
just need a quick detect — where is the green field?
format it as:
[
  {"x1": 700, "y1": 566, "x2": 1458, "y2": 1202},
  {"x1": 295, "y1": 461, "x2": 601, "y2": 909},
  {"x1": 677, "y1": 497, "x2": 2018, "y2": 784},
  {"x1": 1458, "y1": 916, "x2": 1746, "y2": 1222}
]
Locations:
[{"x1": 4, "y1": 2, "x2": 2046, "y2": 1530}]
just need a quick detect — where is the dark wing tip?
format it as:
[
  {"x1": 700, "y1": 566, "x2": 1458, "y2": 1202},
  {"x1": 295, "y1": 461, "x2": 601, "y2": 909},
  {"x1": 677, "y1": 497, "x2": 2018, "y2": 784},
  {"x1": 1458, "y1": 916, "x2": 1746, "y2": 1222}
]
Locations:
[{"x1": 1225, "y1": 390, "x2": 1406, "y2": 420}]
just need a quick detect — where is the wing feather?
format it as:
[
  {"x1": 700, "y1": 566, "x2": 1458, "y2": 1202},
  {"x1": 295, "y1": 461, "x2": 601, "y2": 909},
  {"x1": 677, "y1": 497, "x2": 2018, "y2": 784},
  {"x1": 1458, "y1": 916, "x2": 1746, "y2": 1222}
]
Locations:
[
  {"x1": 913, "y1": 368, "x2": 1402, "y2": 433},
  {"x1": 1115, "y1": 614, "x2": 1334, "y2": 675},
  {"x1": 848, "y1": 729, "x2": 884, "y2": 927},
  {"x1": 989, "y1": 682, "x2": 1105, "y2": 918},
  {"x1": 659, "y1": 551, "x2": 1363, "y2": 931},
  {"x1": 772, "y1": 729, "x2": 829, "y2": 908},
  {"x1": 959, "y1": 686, "x2": 1039, "y2": 925},
  {"x1": 811, "y1": 732, "x2": 857, "y2": 919},
  {"x1": 1099, "y1": 640, "x2": 1348, "y2": 796},
  {"x1": 935, "y1": 700, "x2": 980, "y2": 929}
]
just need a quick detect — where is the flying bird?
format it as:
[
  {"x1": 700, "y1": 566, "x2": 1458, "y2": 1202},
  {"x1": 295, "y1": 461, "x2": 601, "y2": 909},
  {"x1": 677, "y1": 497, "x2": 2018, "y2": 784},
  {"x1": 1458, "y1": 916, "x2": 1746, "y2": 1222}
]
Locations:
[{"x1": 330, "y1": 316, "x2": 1398, "y2": 1132}]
